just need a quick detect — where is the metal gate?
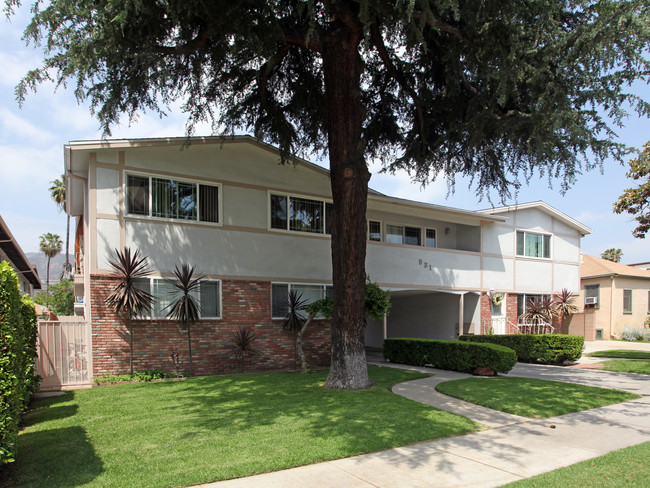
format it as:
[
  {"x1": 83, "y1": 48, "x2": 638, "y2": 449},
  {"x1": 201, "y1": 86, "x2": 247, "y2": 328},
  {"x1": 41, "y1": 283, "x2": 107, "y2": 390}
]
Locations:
[{"x1": 36, "y1": 318, "x2": 92, "y2": 389}]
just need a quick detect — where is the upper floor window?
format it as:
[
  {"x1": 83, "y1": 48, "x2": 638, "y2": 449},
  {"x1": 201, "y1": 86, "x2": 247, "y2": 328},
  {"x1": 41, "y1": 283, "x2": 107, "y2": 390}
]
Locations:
[
  {"x1": 126, "y1": 174, "x2": 219, "y2": 223},
  {"x1": 270, "y1": 193, "x2": 333, "y2": 235},
  {"x1": 368, "y1": 220, "x2": 381, "y2": 241},
  {"x1": 623, "y1": 289, "x2": 632, "y2": 314},
  {"x1": 425, "y1": 228, "x2": 437, "y2": 248},
  {"x1": 516, "y1": 230, "x2": 551, "y2": 258},
  {"x1": 386, "y1": 224, "x2": 421, "y2": 246}
]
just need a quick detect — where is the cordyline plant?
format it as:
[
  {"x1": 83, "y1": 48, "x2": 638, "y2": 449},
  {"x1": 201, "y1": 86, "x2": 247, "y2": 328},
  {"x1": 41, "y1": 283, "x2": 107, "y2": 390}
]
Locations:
[
  {"x1": 229, "y1": 327, "x2": 258, "y2": 373},
  {"x1": 520, "y1": 296, "x2": 554, "y2": 326},
  {"x1": 551, "y1": 288, "x2": 579, "y2": 323},
  {"x1": 166, "y1": 264, "x2": 202, "y2": 377},
  {"x1": 283, "y1": 290, "x2": 309, "y2": 369},
  {"x1": 105, "y1": 247, "x2": 154, "y2": 376}
]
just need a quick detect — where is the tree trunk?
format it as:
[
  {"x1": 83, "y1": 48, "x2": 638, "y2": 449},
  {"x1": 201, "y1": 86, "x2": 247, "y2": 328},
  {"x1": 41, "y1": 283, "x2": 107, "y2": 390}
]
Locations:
[
  {"x1": 296, "y1": 314, "x2": 315, "y2": 373},
  {"x1": 187, "y1": 323, "x2": 193, "y2": 377},
  {"x1": 46, "y1": 256, "x2": 51, "y2": 307},
  {"x1": 127, "y1": 315, "x2": 134, "y2": 376},
  {"x1": 322, "y1": 18, "x2": 372, "y2": 390}
]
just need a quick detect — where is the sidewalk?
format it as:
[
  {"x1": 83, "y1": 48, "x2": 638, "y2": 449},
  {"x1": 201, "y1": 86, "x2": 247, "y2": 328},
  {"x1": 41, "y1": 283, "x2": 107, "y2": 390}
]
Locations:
[{"x1": 199, "y1": 348, "x2": 650, "y2": 488}]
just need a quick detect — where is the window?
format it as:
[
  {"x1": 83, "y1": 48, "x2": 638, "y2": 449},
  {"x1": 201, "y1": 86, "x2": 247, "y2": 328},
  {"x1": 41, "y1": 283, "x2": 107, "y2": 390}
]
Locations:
[
  {"x1": 425, "y1": 228, "x2": 437, "y2": 248},
  {"x1": 368, "y1": 220, "x2": 381, "y2": 241},
  {"x1": 623, "y1": 289, "x2": 632, "y2": 314},
  {"x1": 585, "y1": 284, "x2": 600, "y2": 309},
  {"x1": 137, "y1": 278, "x2": 221, "y2": 319},
  {"x1": 516, "y1": 231, "x2": 551, "y2": 258},
  {"x1": 270, "y1": 194, "x2": 333, "y2": 235},
  {"x1": 517, "y1": 294, "x2": 550, "y2": 321},
  {"x1": 386, "y1": 224, "x2": 421, "y2": 246},
  {"x1": 126, "y1": 173, "x2": 219, "y2": 223},
  {"x1": 271, "y1": 283, "x2": 332, "y2": 318}
]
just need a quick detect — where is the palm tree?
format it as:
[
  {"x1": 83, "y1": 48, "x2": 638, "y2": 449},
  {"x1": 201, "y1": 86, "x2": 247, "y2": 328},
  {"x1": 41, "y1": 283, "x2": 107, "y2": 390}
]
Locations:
[
  {"x1": 166, "y1": 264, "x2": 202, "y2": 376},
  {"x1": 601, "y1": 248, "x2": 623, "y2": 263},
  {"x1": 49, "y1": 175, "x2": 71, "y2": 278},
  {"x1": 105, "y1": 247, "x2": 154, "y2": 375},
  {"x1": 39, "y1": 233, "x2": 62, "y2": 306}
]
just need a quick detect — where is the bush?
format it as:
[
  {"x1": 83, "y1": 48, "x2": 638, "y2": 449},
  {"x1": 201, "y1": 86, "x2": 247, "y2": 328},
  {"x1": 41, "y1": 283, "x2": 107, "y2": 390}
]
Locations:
[
  {"x1": 0, "y1": 262, "x2": 39, "y2": 464},
  {"x1": 459, "y1": 334, "x2": 584, "y2": 364},
  {"x1": 34, "y1": 278, "x2": 74, "y2": 316},
  {"x1": 383, "y1": 338, "x2": 517, "y2": 374},
  {"x1": 93, "y1": 369, "x2": 176, "y2": 384},
  {"x1": 621, "y1": 326, "x2": 650, "y2": 341}
]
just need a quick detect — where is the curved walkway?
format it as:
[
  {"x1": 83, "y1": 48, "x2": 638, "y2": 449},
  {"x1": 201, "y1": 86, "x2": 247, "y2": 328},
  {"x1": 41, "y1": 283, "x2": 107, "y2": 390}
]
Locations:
[{"x1": 199, "y1": 348, "x2": 650, "y2": 488}]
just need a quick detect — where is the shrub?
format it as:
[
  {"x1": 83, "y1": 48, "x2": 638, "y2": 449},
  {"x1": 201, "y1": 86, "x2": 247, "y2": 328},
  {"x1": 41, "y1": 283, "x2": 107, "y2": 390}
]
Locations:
[
  {"x1": 93, "y1": 369, "x2": 175, "y2": 384},
  {"x1": 0, "y1": 262, "x2": 39, "y2": 464},
  {"x1": 459, "y1": 334, "x2": 584, "y2": 364},
  {"x1": 383, "y1": 338, "x2": 517, "y2": 374},
  {"x1": 621, "y1": 326, "x2": 650, "y2": 341}
]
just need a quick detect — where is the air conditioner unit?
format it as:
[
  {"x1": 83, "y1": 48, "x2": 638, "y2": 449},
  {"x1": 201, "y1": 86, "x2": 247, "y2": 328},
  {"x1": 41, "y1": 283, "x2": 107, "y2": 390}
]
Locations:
[{"x1": 585, "y1": 297, "x2": 598, "y2": 305}]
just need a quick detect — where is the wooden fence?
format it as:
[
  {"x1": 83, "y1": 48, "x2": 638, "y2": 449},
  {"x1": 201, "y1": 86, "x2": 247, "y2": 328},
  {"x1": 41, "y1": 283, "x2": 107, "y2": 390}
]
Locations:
[{"x1": 36, "y1": 317, "x2": 92, "y2": 389}]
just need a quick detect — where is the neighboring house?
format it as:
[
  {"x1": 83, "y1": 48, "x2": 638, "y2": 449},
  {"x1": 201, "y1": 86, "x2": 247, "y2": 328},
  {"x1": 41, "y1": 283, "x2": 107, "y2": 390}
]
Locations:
[
  {"x1": 64, "y1": 136, "x2": 591, "y2": 376},
  {"x1": 0, "y1": 214, "x2": 41, "y2": 294},
  {"x1": 629, "y1": 261, "x2": 650, "y2": 271},
  {"x1": 575, "y1": 255, "x2": 650, "y2": 339}
]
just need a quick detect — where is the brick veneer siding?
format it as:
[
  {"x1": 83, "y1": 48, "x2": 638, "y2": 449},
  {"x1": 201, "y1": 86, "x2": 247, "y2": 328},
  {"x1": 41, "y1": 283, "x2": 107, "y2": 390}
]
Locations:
[
  {"x1": 90, "y1": 275, "x2": 331, "y2": 376},
  {"x1": 504, "y1": 293, "x2": 519, "y2": 334},
  {"x1": 480, "y1": 292, "x2": 492, "y2": 334}
]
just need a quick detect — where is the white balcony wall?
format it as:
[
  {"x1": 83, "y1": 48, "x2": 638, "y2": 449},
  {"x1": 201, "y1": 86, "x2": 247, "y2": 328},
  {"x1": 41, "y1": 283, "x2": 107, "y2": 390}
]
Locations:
[
  {"x1": 366, "y1": 244, "x2": 481, "y2": 289},
  {"x1": 516, "y1": 259, "x2": 553, "y2": 292},
  {"x1": 96, "y1": 167, "x2": 120, "y2": 215},
  {"x1": 96, "y1": 219, "x2": 120, "y2": 270}
]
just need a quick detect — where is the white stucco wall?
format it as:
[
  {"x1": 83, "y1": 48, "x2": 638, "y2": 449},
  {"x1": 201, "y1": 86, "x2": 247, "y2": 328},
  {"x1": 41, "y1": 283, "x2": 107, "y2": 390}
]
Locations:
[{"x1": 96, "y1": 167, "x2": 120, "y2": 215}]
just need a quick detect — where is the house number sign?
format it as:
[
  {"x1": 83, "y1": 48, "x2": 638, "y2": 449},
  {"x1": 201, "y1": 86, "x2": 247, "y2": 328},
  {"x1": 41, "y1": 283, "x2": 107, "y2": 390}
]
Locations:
[{"x1": 418, "y1": 259, "x2": 433, "y2": 271}]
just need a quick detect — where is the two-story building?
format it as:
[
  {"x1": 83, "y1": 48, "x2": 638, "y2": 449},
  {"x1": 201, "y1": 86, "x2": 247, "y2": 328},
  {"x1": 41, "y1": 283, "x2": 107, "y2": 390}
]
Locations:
[{"x1": 65, "y1": 136, "x2": 591, "y2": 376}]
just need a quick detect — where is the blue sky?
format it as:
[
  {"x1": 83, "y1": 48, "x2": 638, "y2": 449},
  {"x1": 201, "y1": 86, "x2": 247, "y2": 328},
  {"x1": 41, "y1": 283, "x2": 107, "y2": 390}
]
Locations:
[{"x1": 1, "y1": 7, "x2": 648, "y2": 265}]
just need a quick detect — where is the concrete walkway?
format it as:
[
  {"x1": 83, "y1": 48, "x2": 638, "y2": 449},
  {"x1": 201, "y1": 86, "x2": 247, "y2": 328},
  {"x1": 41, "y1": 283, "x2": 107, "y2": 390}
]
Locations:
[{"x1": 199, "y1": 342, "x2": 650, "y2": 488}]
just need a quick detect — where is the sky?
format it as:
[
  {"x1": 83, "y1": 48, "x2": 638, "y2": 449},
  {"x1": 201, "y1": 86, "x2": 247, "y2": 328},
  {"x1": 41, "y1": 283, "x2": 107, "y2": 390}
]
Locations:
[{"x1": 1, "y1": 6, "x2": 648, "y2": 265}]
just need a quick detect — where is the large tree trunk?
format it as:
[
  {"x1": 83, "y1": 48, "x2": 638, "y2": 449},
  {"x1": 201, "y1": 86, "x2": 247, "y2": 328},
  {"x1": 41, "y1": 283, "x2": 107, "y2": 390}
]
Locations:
[{"x1": 322, "y1": 17, "x2": 372, "y2": 390}]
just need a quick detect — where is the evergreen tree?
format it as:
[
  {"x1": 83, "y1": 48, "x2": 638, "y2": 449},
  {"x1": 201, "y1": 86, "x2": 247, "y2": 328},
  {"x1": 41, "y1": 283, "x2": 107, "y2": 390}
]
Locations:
[
  {"x1": 614, "y1": 142, "x2": 650, "y2": 238},
  {"x1": 49, "y1": 175, "x2": 72, "y2": 278},
  {"x1": 10, "y1": 0, "x2": 650, "y2": 389}
]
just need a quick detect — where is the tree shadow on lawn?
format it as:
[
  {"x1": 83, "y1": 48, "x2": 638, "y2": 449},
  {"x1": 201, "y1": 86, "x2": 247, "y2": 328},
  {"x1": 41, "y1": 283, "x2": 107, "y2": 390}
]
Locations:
[{"x1": 0, "y1": 426, "x2": 103, "y2": 488}]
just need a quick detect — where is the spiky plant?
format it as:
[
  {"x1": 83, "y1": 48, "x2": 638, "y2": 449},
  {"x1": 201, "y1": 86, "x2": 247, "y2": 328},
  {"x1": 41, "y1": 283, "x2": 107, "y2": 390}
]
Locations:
[
  {"x1": 283, "y1": 290, "x2": 308, "y2": 368},
  {"x1": 166, "y1": 264, "x2": 202, "y2": 376},
  {"x1": 105, "y1": 247, "x2": 154, "y2": 375},
  {"x1": 520, "y1": 297, "x2": 553, "y2": 326},
  {"x1": 229, "y1": 327, "x2": 258, "y2": 372},
  {"x1": 552, "y1": 288, "x2": 579, "y2": 322}
]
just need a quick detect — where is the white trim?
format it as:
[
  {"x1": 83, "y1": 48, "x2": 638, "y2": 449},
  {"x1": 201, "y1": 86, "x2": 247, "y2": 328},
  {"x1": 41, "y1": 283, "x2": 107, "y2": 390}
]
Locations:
[{"x1": 122, "y1": 169, "x2": 223, "y2": 226}]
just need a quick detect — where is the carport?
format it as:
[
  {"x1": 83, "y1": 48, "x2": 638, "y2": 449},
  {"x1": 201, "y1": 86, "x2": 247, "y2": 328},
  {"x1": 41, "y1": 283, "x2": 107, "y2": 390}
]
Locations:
[{"x1": 365, "y1": 289, "x2": 481, "y2": 349}]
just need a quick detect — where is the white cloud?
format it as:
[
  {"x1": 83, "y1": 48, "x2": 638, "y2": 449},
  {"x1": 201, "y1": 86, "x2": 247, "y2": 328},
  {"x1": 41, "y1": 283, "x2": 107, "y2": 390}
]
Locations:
[{"x1": 0, "y1": 107, "x2": 57, "y2": 144}]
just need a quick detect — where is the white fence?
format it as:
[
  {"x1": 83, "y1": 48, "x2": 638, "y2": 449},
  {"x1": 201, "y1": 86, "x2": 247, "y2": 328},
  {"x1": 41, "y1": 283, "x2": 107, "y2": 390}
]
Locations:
[{"x1": 36, "y1": 318, "x2": 92, "y2": 389}]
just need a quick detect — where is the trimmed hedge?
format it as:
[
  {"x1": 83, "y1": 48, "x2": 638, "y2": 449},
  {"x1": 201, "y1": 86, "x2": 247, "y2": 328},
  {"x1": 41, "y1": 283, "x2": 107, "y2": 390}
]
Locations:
[
  {"x1": 0, "y1": 262, "x2": 39, "y2": 464},
  {"x1": 459, "y1": 334, "x2": 584, "y2": 364},
  {"x1": 383, "y1": 338, "x2": 517, "y2": 374}
]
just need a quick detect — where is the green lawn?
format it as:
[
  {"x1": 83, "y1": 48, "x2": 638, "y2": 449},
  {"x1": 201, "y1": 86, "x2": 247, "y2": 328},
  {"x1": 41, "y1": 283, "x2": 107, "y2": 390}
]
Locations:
[
  {"x1": 587, "y1": 350, "x2": 650, "y2": 359},
  {"x1": 600, "y1": 360, "x2": 650, "y2": 375},
  {"x1": 435, "y1": 377, "x2": 639, "y2": 418},
  {"x1": 502, "y1": 441, "x2": 650, "y2": 487},
  {"x1": 0, "y1": 367, "x2": 480, "y2": 488}
]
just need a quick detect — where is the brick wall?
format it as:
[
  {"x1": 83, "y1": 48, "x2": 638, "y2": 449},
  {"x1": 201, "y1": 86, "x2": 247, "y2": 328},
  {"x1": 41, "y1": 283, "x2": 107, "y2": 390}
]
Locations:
[
  {"x1": 480, "y1": 292, "x2": 491, "y2": 334},
  {"x1": 504, "y1": 293, "x2": 519, "y2": 334},
  {"x1": 90, "y1": 275, "x2": 331, "y2": 376}
]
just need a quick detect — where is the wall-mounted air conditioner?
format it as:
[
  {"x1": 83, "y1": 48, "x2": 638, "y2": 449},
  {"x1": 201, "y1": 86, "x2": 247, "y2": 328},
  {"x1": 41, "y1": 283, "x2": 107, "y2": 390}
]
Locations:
[{"x1": 585, "y1": 297, "x2": 598, "y2": 305}]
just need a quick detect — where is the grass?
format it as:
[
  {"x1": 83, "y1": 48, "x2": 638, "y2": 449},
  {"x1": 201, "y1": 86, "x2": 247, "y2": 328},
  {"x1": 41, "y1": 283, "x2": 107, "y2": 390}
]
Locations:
[
  {"x1": 0, "y1": 366, "x2": 480, "y2": 488},
  {"x1": 599, "y1": 360, "x2": 650, "y2": 375},
  {"x1": 435, "y1": 377, "x2": 639, "y2": 418},
  {"x1": 501, "y1": 441, "x2": 650, "y2": 487},
  {"x1": 587, "y1": 350, "x2": 650, "y2": 359}
]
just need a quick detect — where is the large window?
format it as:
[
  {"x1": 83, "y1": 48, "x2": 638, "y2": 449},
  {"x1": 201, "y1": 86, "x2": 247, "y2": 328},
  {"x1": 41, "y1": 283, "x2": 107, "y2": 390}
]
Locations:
[
  {"x1": 623, "y1": 289, "x2": 632, "y2": 314},
  {"x1": 517, "y1": 294, "x2": 551, "y2": 321},
  {"x1": 136, "y1": 278, "x2": 221, "y2": 319},
  {"x1": 516, "y1": 231, "x2": 551, "y2": 258},
  {"x1": 126, "y1": 174, "x2": 220, "y2": 223},
  {"x1": 271, "y1": 283, "x2": 333, "y2": 318},
  {"x1": 368, "y1": 220, "x2": 381, "y2": 241},
  {"x1": 386, "y1": 224, "x2": 421, "y2": 246},
  {"x1": 270, "y1": 194, "x2": 333, "y2": 235}
]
